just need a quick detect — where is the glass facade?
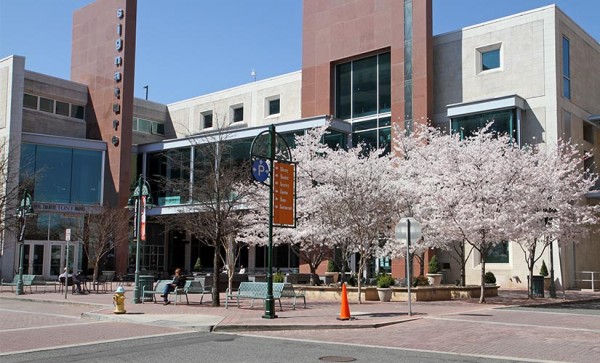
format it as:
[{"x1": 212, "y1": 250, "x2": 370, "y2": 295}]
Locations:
[
  {"x1": 451, "y1": 109, "x2": 517, "y2": 141},
  {"x1": 20, "y1": 143, "x2": 103, "y2": 205},
  {"x1": 147, "y1": 148, "x2": 191, "y2": 206},
  {"x1": 352, "y1": 116, "x2": 391, "y2": 154},
  {"x1": 335, "y1": 52, "x2": 391, "y2": 120}
]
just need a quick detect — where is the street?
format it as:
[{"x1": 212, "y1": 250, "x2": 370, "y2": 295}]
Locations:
[
  {"x1": 2, "y1": 330, "x2": 521, "y2": 363},
  {"x1": 1, "y1": 295, "x2": 599, "y2": 362}
]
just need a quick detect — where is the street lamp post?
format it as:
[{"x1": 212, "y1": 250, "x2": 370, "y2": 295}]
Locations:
[
  {"x1": 127, "y1": 174, "x2": 154, "y2": 304},
  {"x1": 15, "y1": 189, "x2": 34, "y2": 296}
]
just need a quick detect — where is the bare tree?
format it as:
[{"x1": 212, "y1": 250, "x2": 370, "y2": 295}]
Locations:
[
  {"x1": 76, "y1": 207, "x2": 130, "y2": 287},
  {"x1": 160, "y1": 117, "x2": 256, "y2": 306},
  {"x1": 0, "y1": 140, "x2": 35, "y2": 256}
]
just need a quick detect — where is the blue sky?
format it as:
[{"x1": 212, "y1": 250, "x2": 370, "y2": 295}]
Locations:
[{"x1": 0, "y1": 0, "x2": 598, "y2": 104}]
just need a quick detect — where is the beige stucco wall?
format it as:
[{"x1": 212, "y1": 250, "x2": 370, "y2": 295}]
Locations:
[
  {"x1": 434, "y1": 6, "x2": 600, "y2": 290},
  {"x1": 167, "y1": 71, "x2": 301, "y2": 137},
  {"x1": 0, "y1": 55, "x2": 25, "y2": 280}
]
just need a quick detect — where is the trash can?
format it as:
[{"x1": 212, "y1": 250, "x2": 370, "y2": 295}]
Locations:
[
  {"x1": 530, "y1": 275, "x2": 544, "y2": 298},
  {"x1": 138, "y1": 275, "x2": 155, "y2": 302}
]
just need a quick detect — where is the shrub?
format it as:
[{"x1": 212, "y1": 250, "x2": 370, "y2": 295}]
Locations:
[
  {"x1": 428, "y1": 255, "x2": 441, "y2": 274},
  {"x1": 193, "y1": 257, "x2": 202, "y2": 272},
  {"x1": 412, "y1": 275, "x2": 430, "y2": 287},
  {"x1": 484, "y1": 271, "x2": 496, "y2": 284},
  {"x1": 327, "y1": 260, "x2": 336, "y2": 272},
  {"x1": 273, "y1": 271, "x2": 285, "y2": 283},
  {"x1": 539, "y1": 260, "x2": 549, "y2": 277},
  {"x1": 376, "y1": 274, "x2": 395, "y2": 288}
]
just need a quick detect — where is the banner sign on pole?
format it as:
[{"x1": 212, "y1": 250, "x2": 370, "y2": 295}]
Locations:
[{"x1": 273, "y1": 161, "x2": 296, "y2": 227}]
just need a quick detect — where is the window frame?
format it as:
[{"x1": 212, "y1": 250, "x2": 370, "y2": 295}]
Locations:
[
  {"x1": 334, "y1": 51, "x2": 391, "y2": 120},
  {"x1": 267, "y1": 97, "x2": 280, "y2": 116},
  {"x1": 232, "y1": 105, "x2": 244, "y2": 123},
  {"x1": 202, "y1": 111, "x2": 213, "y2": 129},
  {"x1": 476, "y1": 43, "x2": 502, "y2": 74},
  {"x1": 562, "y1": 36, "x2": 571, "y2": 99}
]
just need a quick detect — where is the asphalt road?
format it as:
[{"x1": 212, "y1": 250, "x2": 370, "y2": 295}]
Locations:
[
  {"x1": 1, "y1": 332, "x2": 522, "y2": 363},
  {"x1": 2, "y1": 297, "x2": 599, "y2": 362}
]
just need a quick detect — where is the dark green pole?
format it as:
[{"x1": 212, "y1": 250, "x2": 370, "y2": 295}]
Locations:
[
  {"x1": 549, "y1": 239, "x2": 556, "y2": 298},
  {"x1": 133, "y1": 175, "x2": 143, "y2": 304},
  {"x1": 15, "y1": 190, "x2": 28, "y2": 296},
  {"x1": 263, "y1": 125, "x2": 277, "y2": 319}
]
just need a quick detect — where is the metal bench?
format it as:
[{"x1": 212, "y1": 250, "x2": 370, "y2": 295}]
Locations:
[
  {"x1": 142, "y1": 279, "x2": 188, "y2": 305},
  {"x1": 1, "y1": 275, "x2": 47, "y2": 293},
  {"x1": 225, "y1": 282, "x2": 305, "y2": 310},
  {"x1": 185, "y1": 280, "x2": 210, "y2": 304}
]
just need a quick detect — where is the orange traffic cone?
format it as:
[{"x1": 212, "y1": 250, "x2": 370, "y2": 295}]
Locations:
[{"x1": 337, "y1": 282, "x2": 352, "y2": 321}]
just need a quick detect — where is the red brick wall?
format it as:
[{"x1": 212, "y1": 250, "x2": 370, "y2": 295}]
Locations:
[{"x1": 71, "y1": 0, "x2": 137, "y2": 273}]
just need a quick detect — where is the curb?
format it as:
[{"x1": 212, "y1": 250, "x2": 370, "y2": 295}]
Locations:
[
  {"x1": 212, "y1": 316, "x2": 422, "y2": 332},
  {"x1": 81, "y1": 312, "x2": 215, "y2": 332},
  {"x1": 0, "y1": 295, "x2": 111, "y2": 309}
]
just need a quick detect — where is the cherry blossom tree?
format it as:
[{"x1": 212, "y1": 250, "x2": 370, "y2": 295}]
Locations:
[
  {"x1": 392, "y1": 123, "x2": 598, "y2": 302},
  {"x1": 395, "y1": 125, "x2": 527, "y2": 302},
  {"x1": 512, "y1": 141, "x2": 599, "y2": 298}
]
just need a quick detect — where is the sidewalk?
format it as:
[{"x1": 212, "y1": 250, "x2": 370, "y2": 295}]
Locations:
[{"x1": 2, "y1": 287, "x2": 598, "y2": 332}]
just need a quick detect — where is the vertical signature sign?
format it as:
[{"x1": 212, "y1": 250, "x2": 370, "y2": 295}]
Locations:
[{"x1": 273, "y1": 161, "x2": 296, "y2": 227}]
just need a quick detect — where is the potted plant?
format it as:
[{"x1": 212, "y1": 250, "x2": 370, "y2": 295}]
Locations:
[
  {"x1": 193, "y1": 257, "x2": 202, "y2": 276},
  {"x1": 539, "y1": 260, "x2": 551, "y2": 290},
  {"x1": 413, "y1": 275, "x2": 430, "y2": 287},
  {"x1": 273, "y1": 271, "x2": 285, "y2": 283},
  {"x1": 376, "y1": 274, "x2": 395, "y2": 302},
  {"x1": 485, "y1": 271, "x2": 496, "y2": 285},
  {"x1": 426, "y1": 255, "x2": 443, "y2": 285}
]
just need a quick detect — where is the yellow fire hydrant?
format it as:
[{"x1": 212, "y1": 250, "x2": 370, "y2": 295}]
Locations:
[{"x1": 113, "y1": 286, "x2": 126, "y2": 314}]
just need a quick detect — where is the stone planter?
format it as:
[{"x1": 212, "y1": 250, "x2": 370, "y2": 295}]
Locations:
[
  {"x1": 426, "y1": 273, "x2": 443, "y2": 286},
  {"x1": 377, "y1": 288, "x2": 392, "y2": 302}
]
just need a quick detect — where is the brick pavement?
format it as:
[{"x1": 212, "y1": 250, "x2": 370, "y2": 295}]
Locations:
[{"x1": 1, "y1": 288, "x2": 599, "y2": 361}]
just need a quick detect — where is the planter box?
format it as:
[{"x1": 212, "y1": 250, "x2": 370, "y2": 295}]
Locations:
[{"x1": 300, "y1": 285, "x2": 499, "y2": 302}]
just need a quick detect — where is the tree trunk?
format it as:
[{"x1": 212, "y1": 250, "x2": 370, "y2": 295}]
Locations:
[
  {"x1": 212, "y1": 244, "x2": 220, "y2": 306},
  {"x1": 479, "y1": 258, "x2": 486, "y2": 303},
  {"x1": 527, "y1": 244, "x2": 536, "y2": 299}
]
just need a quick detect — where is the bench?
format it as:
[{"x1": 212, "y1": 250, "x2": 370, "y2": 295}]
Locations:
[
  {"x1": 186, "y1": 280, "x2": 210, "y2": 304},
  {"x1": 142, "y1": 279, "x2": 185, "y2": 304},
  {"x1": 142, "y1": 280, "x2": 208, "y2": 304},
  {"x1": 225, "y1": 282, "x2": 305, "y2": 310},
  {"x1": 1, "y1": 275, "x2": 48, "y2": 293}
]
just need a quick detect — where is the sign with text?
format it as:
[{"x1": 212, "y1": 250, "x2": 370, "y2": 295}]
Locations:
[{"x1": 273, "y1": 161, "x2": 296, "y2": 227}]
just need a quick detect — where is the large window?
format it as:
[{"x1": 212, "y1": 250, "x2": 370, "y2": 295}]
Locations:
[
  {"x1": 20, "y1": 144, "x2": 103, "y2": 205},
  {"x1": 147, "y1": 148, "x2": 191, "y2": 206},
  {"x1": 451, "y1": 109, "x2": 517, "y2": 141},
  {"x1": 352, "y1": 116, "x2": 391, "y2": 154},
  {"x1": 335, "y1": 52, "x2": 391, "y2": 119},
  {"x1": 562, "y1": 36, "x2": 571, "y2": 99},
  {"x1": 486, "y1": 242, "x2": 509, "y2": 263},
  {"x1": 133, "y1": 117, "x2": 165, "y2": 135}
]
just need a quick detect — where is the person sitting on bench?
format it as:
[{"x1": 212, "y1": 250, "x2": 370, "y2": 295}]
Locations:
[
  {"x1": 59, "y1": 267, "x2": 82, "y2": 293},
  {"x1": 160, "y1": 268, "x2": 185, "y2": 305}
]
